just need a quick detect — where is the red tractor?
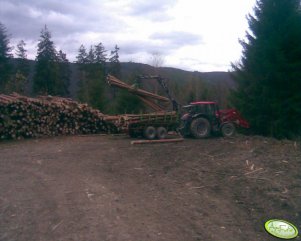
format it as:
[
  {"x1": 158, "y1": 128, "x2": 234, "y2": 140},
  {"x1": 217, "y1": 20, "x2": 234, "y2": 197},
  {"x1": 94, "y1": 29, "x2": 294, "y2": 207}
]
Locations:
[
  {"x1": 179, "y1": 101, "x2": 249, "y2": 138},
  {"x1": 107, "y1": 75, "x2": 250, "y2": 139}
]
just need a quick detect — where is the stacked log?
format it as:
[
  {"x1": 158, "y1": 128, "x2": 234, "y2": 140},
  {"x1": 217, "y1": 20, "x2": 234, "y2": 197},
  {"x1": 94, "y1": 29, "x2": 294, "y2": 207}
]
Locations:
[
  {"x1": 107, "y1": 75, "x2": 170, "y2": 102},
  {"x1": 107, "y1": 75, "x2": 170, "y2": 111},
  {"x1": 0, "y1": 93, "x2": 108, "y2": 140},
  {"x1": 119, "y1": 111, "x2": 178, "y2": 123},
  {"x1": 107, "y1": 111, "x2": 179, "y2": 133}
]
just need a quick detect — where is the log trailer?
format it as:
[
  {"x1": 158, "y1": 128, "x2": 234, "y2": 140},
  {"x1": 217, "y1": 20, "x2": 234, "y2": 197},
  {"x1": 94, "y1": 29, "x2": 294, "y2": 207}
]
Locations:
[{"x1": 106, "y1": 75, "x2": 249, "y2": 139}]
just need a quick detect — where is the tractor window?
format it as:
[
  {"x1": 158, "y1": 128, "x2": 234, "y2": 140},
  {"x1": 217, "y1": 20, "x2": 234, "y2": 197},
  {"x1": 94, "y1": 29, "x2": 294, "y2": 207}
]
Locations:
[
  {"x1": 206, "y1": 104, "x2": 215, "y2": 115},
  {"x1": 191, "y1": 106, "x2": 196, "y2": 112},
  {"x1": 195, "y1": 105, "x2": 205, "y2": 113},
  {"x1": 183, "y1": 106, "x2": 193, "y2": 114},
  {"x1": 206, "y1": 105, "x2": 212, "y2": 115}
]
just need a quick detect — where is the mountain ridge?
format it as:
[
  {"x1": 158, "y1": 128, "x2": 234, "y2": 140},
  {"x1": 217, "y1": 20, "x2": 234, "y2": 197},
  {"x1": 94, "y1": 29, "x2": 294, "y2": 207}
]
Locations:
[{"x1": 10, "y1": 59, "x2": 235, "y2": 107}]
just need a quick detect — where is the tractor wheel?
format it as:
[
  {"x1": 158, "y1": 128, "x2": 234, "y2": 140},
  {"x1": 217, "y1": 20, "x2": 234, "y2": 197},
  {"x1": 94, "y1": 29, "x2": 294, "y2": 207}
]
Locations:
[
  {"x1": 190, "y1": 117, "x2": 211, "y2": 138},
  {"x1": 221, "y1": 122, "x2": 236, "y2": 137},
  {"x1": 143, "y1": 126, "x2": 156, "y2": 140},
  {"x1": 156, "y1": 127, "x2": 167, "y2": 139}
]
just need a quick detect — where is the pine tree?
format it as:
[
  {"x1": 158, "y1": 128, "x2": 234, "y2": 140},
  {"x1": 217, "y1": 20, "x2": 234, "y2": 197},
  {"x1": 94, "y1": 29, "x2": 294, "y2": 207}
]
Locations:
[
  {"x1": 15, "y1": 40, "x2": 30, "y2": 77},
  {"x1": 33, "y1": 25, "x2": 61, "y2": 95},
  {"x1": 231, "y1": 0, "x2": 301, "y2": 138},
  {"x1": 87, "y1": 46, "x2": 95, "y2": 64},
  {"x1": 15, "y1": 40, "x2": 27, "y2": 59},
  {"x1": 57, "y1": 50, "x2": 71, "y2": 96},
  {"x1": 94, "y1": 42, "x2": 107, "y2": 66},
  {"x1": 76, "y1": 44, "x2": 88, "y2": 101},
  {"x1": 76, "y1": 44, "x2": 88, "y2": 65},
  {"x1": 76, "y1": 44, "x2": 106, "y2": 110},
  {"x1": 109, "y1": 45, "x2": 121, "y2": 77},
  {"x1": 85, "y1": 69, "x2": 106, "y2": 110},
  {"x1": 0, "y1": 22, "x2": 13, "y2": 91},
  {"x1": 6, "y1": 40, "x2": 30, "y2": 94},
  {"x1": 87, "y1": 47, "x2": 106, "y2": 110}
]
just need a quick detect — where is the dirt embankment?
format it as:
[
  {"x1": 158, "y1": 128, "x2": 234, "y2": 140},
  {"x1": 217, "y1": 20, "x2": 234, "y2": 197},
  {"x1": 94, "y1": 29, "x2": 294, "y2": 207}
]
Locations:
[{"x1": 0, "y1": 135, "x2": 300, "y2": 241}]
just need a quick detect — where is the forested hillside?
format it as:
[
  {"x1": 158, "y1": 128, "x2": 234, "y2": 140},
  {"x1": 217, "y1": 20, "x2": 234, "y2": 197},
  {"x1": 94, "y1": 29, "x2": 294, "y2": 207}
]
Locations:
[{"x1": 9, "y1": 58, "x2": 234, "y2": 109}]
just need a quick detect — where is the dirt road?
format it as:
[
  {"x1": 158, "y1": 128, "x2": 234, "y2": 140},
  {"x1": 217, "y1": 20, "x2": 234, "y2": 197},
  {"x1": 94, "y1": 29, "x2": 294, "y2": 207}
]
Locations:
[{"x1": 0, "y1": 135, "x2": 300, "y2": 241}]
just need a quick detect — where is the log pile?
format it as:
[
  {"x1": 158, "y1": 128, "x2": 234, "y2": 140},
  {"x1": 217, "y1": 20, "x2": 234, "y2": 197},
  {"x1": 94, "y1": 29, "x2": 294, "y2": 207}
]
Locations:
[
  {"x1": 0, "y1": 93, "x2": 108, "y2": 140},
  {"x1": 108, "y1": 111, "x2": 179, "y2": 133},
  {"x1": 119, "y1": 111, "x2": 178, "y2": 124},
  {"x1": 107, "y1": 75, "x2": 170, "y2": 111}
]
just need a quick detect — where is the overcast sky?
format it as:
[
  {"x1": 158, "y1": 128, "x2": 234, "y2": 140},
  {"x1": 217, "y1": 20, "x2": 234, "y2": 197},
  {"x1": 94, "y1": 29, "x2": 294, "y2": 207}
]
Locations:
[{"x1": 0, "y1": 0, "x2": 257, "y2": 71}]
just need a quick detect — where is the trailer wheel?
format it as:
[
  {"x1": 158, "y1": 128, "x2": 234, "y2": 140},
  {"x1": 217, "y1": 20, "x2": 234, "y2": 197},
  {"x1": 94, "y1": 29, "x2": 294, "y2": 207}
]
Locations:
[
  {"x1": 156, "y1": 127, "x2": 167, "y2": 139},
  {"x1": 221, "y1": 122, "x2": 236, "y2": 137},
  {"x1": 143, "y1": 126, "x2": 156, "y2": 140},
  {"x1": 190, "y1": 117, "x2": 211, "y2": 138}
]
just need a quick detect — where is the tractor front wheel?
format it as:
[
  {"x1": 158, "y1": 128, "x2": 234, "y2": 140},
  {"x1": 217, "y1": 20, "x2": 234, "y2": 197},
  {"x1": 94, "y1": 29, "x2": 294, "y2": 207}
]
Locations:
[
  {"x1": 221, "y1": 122, "x2": 236, "y2": 137},
  {"x1": 190, "y1": 117, "x2": 211, "y2": 138}
]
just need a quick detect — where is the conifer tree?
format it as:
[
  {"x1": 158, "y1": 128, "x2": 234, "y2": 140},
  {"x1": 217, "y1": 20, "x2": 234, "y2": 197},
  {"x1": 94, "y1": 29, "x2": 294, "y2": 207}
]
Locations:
[
  {"x1": 76, "y1": 44, "x2": 88, "y2": 101},
  {"x1": 76, "y1": 43, "x2": 106, "y2": 110},
  {"x1": 6, "y1": 40, "x2": 30, "y2": 94},
  {"x1": 231, "y1": 0, "x2": 301, "y2": 138},
  {"x1": 15, "y1": 40, "x2": 27, "y2": 59},
  {"x1": 0, "y1": 22, "x2": 13, "y2": 91},
  {"x1": 87, "y1": 46, "x2": 95, "y2": 64},
  {"x1": 94, "y1": 42, "x2": 107, "y2": 66},
  {"x1": 33, "y1": 25, "x2": 62, "y2": 95},
  {"x1": 76, "y1": 44, "x2": 88, "y2": 65},
  {"x1": 57, "y1": 50, "x2": 71, "y2": 96},
  {"x1": 15, "y1": 40, "x2": 30, "y2": 77},
  {"x1": 109, "y1": 45, "x2": 121, "y2": 78}
]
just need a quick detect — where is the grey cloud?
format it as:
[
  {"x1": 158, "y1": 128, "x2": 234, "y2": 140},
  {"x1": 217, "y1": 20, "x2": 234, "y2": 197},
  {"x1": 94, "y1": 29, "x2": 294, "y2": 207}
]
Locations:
[
  {"x1": 0, "y1": 0, "x2": 125, "y2": 39},
  {"x1": 151, "y1": 31, "x2": 203, "y2": 47},
  {"x1": 116, "y1": 31, "x2": 199, "y2": 55},
  {"x1": 0, "y1": 0, "x2": 206, "y2": 68},
  {"x1": 126, "y1": 0, "x2": 176, "y2": 21},
  {"x1": 0, "y1": 0, "x2": 127, "y2": 62},
  {"x1": 120, "y1": 40, "x2": 171, "y2": 56},
  {"x1": 128, "y1": 0, "x2": 174, "y2": 14},
  {"x1": 119, "y1": 31, "x2": 203, "y2": 57},
  {"x1": 3, "y1": 0, "x2": 102, "y2": 17}
]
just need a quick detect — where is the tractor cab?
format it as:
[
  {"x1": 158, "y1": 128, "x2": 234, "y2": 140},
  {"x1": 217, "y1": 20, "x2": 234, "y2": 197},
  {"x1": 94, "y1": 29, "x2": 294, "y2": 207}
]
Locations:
[
  {"x1": 182, "y1": 102, "x2": 220, "y2": 125},
  {"x1": 184, "y1": 101, "x2": 219, "y2": 116}
]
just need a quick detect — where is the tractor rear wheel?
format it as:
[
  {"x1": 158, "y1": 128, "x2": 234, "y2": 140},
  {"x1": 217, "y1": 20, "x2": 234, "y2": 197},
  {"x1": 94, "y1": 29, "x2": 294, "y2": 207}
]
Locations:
[
  {"x1": 221, "y1": 122, "x2": 236, "y2": 137},
  {"x1": 156, "y1": 127, "x2": 167, "y2": 139},
  {"x1": 143, "y1": 126, "x2": 156, "y2": 140},
  {"x1": 190, "y1": 117, "x2": 211, "y2": 138}
]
